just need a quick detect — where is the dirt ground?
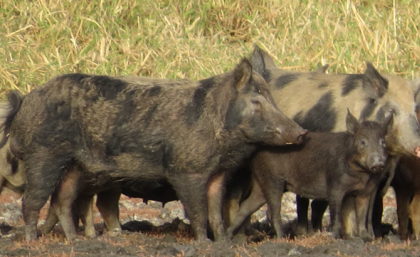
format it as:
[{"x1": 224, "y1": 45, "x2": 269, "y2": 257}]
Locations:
[{"x1": 1, "y1": 189, "x2": 420, "y2": 257}]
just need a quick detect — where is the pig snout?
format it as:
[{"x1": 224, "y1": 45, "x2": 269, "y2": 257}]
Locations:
[
  {"x1": 276, "y1": 128, "x2": 308, "y2": 145},
  {"x1": 369, "y1": 156, "x2": 386, "y2": 173},
  {"x1": 415, "y1": 147, "x2": 420, "y2": 158},
  {"x1": 294, "y1": 130, "x2": 308, "y2": 145}
]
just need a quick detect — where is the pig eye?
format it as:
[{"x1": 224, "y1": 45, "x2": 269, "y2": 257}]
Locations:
[
  {"x1": 359, "y1": 139, "x2": 367, "y2": 148},
  {"x1": 251, "y1": 100, "x2": 262, "y2": 112},
  {"x1": 380, "y1": 139, "x2": 386, "y2": 147}
]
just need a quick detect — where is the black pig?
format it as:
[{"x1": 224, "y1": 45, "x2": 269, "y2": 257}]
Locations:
[{"x1": 1, "y1": 58, "x2": 307, "y2": 241}]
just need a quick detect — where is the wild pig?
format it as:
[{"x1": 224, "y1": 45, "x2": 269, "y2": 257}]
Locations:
[
  {"x1": 1, "y1": 58, "x2": 307, "y2": 241},
  {"x1": 390, "y1": 85, "x2": 420, "y2": 240},
  {"x1": 391, "y1": 155, "x2": 420, "y2": 240},
  {"x1": 227, "y1": 111, "x2": 393, "y2": 239},
  {"x1": 250, "y1": 46, "x2": 420, "y2": 237},
  {"x1": 0, "y1": 105, "x2": 26, "y2": 195}
]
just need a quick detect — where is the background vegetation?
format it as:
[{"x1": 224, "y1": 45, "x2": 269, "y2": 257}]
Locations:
[{"x1": 1, "y1": 0, "x2": 419, "y2": 95}]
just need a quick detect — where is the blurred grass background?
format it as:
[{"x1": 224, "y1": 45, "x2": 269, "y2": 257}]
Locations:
[{"x1": 0, "y1": 0, "x2": 419, "y2": 95}]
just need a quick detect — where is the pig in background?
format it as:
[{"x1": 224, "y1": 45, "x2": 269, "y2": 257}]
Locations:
[{"x1": 0, "y1": 57, "x2": 307, "y2": 241}]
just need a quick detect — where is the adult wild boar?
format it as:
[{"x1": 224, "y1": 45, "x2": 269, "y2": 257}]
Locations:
[
  {"x1": 250, "y1": 46, "x2": 420, "y2": 237},
  {"x1": 227, "y1": 110, "x2": 392, "y2": 239},
  {"x1": 1, "y1": 58, "x2": 307, "y2": 241}
]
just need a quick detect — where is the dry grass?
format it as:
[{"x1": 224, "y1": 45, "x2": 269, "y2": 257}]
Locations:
[{"x1": 1, "y1": 0, "x2": 420, "y2": 96}]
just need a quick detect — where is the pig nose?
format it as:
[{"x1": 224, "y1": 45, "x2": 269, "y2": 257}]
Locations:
[
  {"x1": 415, "y1": 147, "x2": 420, "y2": 158},
  {"x1": 370, "y1": 157, "x2": 385, "y2": 173},
  {"x1": 371, "y1": 165, "x2": 384, "y2": 173},
  {"x1": 296, "y1": 130, "x2": 308, "y2": 144}
]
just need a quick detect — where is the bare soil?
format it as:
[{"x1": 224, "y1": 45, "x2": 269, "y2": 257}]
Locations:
[{"x1": 1, "y1": 190, "x2": 419, "y2": 257}]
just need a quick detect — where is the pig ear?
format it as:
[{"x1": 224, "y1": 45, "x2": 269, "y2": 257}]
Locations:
[
  {"x1": 249, "y1": 45, "x2": 277, "y2": 78},
  {"x1": 346, "y1": 109, "x2": 360, "y2": 135},
  {"x1": 364, "y1": 62, "x2": 389, "y2": 98},
  {"x1": 382, "y1": 110, "x2": 394, "y2": 134},
  {"x1": 233, "y1": 58, "x2": 252, "y2": 91},
  {"x1": 314, "y1": 64, "x2": 329, "y2": 74}
]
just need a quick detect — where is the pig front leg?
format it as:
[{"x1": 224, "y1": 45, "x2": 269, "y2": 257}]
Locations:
[
  {"x1": 96, "y1": 189, "x2": 122, "y2": 235},
  {"x1": 207, "y1": 172, "x2": 227, "y2": 242},
  {"x1": 169, "y1": 173, "x2": 209, "y2": 241},
  {"x1": 328, "y1": 190, "x2": 345, "y2": 238},
  {"x1": 341, "y1": 196, "x2": 357, "y2": 239},
  {"x1": 409, "y1": 191, "x2": 420, "y2": 240},
  {"x1": 394, "y1": 185, "x2": 411, "y2": 240},
  {"x1": 296, "y1": 196, "x2": 309, "y2": 236},
  {"x1": 355, "y1": 194, "x2": 373, "y2": 241}
]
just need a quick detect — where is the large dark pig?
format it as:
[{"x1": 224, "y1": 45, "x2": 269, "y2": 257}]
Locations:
[
  {"x1": 227, "y1": 111, "x2": 393, "y2": 239},
  {"x1": 1, "y1": 58, "x2": 307, "y2": 241},
  {"x1": 250, "y1": 46, "x2": 420, "y2": 237}
]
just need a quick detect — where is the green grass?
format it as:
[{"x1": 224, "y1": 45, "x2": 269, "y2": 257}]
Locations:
[{"x1": 1, "y1": 0, "x2": 420, "y2": 96}]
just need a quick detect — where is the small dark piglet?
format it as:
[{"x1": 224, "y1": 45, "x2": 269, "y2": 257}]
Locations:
[{"x1": 227, "y1": 110, "x2": 393, "y2": 239}]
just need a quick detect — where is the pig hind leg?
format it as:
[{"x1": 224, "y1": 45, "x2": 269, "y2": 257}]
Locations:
[
  {"x1": 226, "y1": 178, "x2": 267, "y2": 238},
  {"x1": 96, "y1": 189, "x2": 122, "y2": 234},
  {"x1": 49, "y1": 166, "x2": 82, "y2": 240},
  {"x1": 22, "y1": 151, "x2": 72, "y2": 241},
  {"x1": 75, "y1": 194, "x2": 96, "y2": 238},
  {"x1": 311, "y1": 199, "x2": 329, "y2": 232}
]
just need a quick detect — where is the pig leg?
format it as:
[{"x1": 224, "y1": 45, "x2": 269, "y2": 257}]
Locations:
[
  {"x1": 263, "y1": 178, "x2": 285, "y2": 238},
  {"x1": 311, "y1": 199, "x2": 328, "y2": 232},
  {"x1": 295, "y1": 196, "x2": 309, "y2": 236},
  {"x1": 75, "y1": 194, "x2": 96, "y2": 238},
  {"x1": 41, "y1": 199, "x2": 80, "y2": 235},
  {"x1": 226, "y1": 178, "x2": 266, "y2": 238},
  {"x1": 409, "y1": 191, "x2": 420, "y2": 239},
  {"x1": 40, "y1": 206, "x2": 59, "y2": 234},
  {"x1": 328, "y1": 190, "x2": 345, "y2": 238},
  {"x1": 168, "y1": 174, "x2": 209, "y2": 241},
  {"x1": 22, "y1": 153, "x2": 69, "y2": 241},
  {"x1": 96, "y1": 189, "x2": 122, "y2": 234},
  {"x1": 341, "y1": 196, "x2": 357, "y2": 238},
  {"x1": 355, "y1": 195, "x2": 373, "y2": 241},
  {"x1": 207, "y1": 172, "x2": 227, "y2": 242},
  {"x1": 371, "y1": 156, "x2": 399, "y2": 237},
  {"x1": 0, "y1": 175, "x2": 5, "y2": 194},
  {"x1": 49, "y1": 167, "x2": 81, "y2": 240},
  {"x1": 395, "y1": 185, "x2": 411, "y2": 240}
]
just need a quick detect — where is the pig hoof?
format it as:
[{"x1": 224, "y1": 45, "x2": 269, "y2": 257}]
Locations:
[
  {"x1": 359, "y1": 231, "x2": 373, "y2": 242},
  {"x1": 107, "y1": 228, "x2": 122, "y2": 237},
  {"x1": 326, "y1": 231, "x2": 340, "y2": 239},
  {"x1": 231, "y1": 233, "x2": 247, "y2": 244}
]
